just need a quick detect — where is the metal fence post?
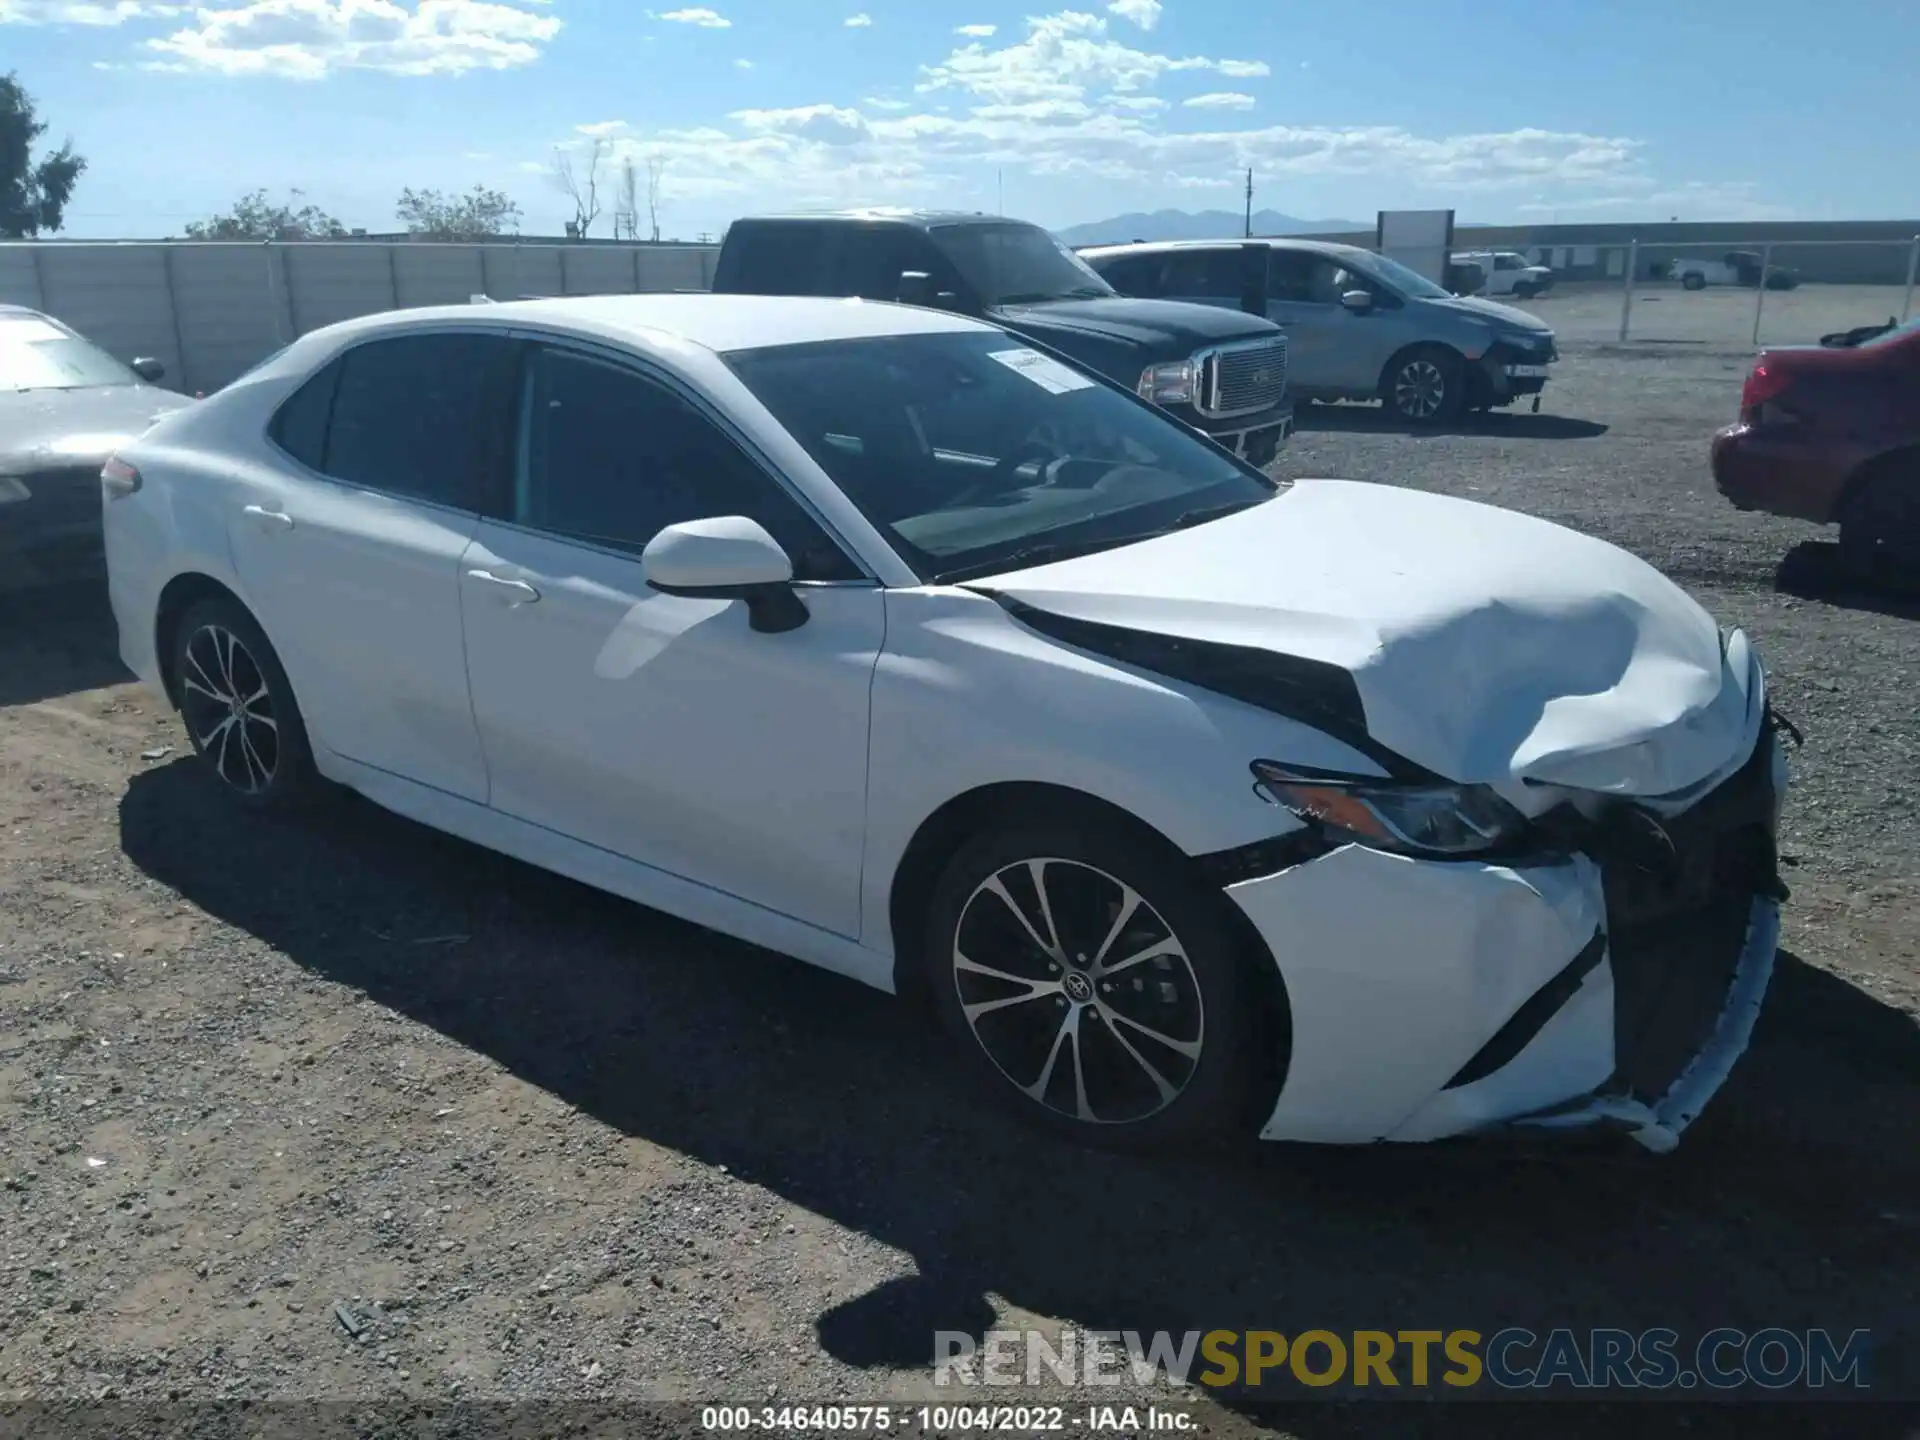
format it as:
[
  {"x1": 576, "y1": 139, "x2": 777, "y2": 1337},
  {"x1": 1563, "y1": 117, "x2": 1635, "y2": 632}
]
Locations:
[
  {"x1": 161, "y1": 245, "x2": 189, "y2": 391},
  {"x1": 388, "y1": 244, "x2": 403, "y2": 310},
  {"x1": 264, "y1": 243, "x2": 287, "y2": 344},
  {"x1": 1904, "y1": 236, "x2": 1919, "y2": 322},
  {"x1": 26, "y1": 242, "x2": 48, "y2": 311},
  {"x1": 1751, "y1": 242, "x2": 1772, "y2": 347},
  {"x1": 631, "y1": 244, "x2": 643, "y2": 293},
  {"x1": 1619, "y1": 239, "x2": 1637, "y2": 341}
]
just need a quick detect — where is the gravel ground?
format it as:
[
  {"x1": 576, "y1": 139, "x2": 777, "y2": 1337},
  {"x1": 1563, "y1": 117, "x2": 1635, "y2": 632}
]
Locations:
[{"x1": 1, "y1": 342, "x2": 1917, "y2": 1438}]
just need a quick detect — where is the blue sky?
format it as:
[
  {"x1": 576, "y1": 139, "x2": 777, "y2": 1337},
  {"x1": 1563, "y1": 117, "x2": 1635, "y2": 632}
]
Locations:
[{"x1": 5, "y1": 0, "x2": 1915, "y2": 240}]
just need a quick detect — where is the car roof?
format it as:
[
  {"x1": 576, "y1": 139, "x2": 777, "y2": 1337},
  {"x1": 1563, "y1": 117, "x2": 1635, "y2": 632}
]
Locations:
[
  {"x1": 1077, "y1": 238, "x2": 1374, "y2": 261},
  {"x1": 734, "y1": 208, "x2": 1010, "y2": 230},
  {"x1": 310, "y1": 293, "x2": 996, "y2": 354}
]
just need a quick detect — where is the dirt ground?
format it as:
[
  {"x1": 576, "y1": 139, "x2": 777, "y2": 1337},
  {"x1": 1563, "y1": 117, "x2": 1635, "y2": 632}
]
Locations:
[{"x1": 2, "y1": 338, "x2": 1917, "y2": 1437}]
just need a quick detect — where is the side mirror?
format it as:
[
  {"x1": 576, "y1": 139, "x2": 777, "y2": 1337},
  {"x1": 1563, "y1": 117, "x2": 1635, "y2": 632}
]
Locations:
[
  {"x1": 897, "y1": 270, "x2": 936, "y2": 307},
  {"x1": 1339, "y1": 290, "x2": 1375, "y2": 314},
  {"x1": 130, "y1": 357, "x2": 166, "y2": 383},
  {"x1": 642, "y1": 516, "x2": 808, "y2": 634}
]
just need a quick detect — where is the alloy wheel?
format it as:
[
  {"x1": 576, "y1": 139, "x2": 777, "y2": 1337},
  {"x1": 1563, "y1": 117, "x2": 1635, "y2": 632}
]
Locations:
[
  {"x1": 1394, "y1": 359, "x2": 1447, "y2": 420},
  {"x1": 951, "y1": 858, "x2": 1205, "y2": 1125},
  {"x1": 178, "y1": 624, "x2": 280, "y2": 795}
]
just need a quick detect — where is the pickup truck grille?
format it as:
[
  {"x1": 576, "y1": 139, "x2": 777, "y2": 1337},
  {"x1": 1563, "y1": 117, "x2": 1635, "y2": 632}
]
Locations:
[{"x1": 1199, "y1": 338, "x2": 1288, "y2": 419}]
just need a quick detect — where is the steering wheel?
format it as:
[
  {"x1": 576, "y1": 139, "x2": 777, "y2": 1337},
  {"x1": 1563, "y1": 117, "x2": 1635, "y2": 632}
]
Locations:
[{"x1": 946, "y1": 441, "x2": 1061, "y2": 510}]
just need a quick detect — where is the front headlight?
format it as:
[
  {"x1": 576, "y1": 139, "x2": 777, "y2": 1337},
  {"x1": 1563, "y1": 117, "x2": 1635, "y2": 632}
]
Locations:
[
  {"x1": 1138, "y1": 358, "x2": 1197, "y2": 406},
  {"x1": 1251, "y1": 761, "x2": 1529, "y2": 858}
]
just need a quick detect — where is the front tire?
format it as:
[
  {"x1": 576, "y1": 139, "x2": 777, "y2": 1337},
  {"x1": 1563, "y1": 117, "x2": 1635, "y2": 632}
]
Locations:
[
  {"x1": 1384, "y1": 345, "x2": 1467, "y2": 425},
  {"x1": 1682, "y1": 272, "x2": 1707, "y2": 291},
  {"x1": 923, "y1": 821, "x2": 1256, "y2": 1149},
  {"x1": 170, "y1": 596, "x2": 320, "y2": 809}
]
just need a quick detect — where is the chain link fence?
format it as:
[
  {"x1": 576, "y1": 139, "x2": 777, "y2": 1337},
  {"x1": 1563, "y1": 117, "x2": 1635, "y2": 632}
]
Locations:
[{"x1": 1515, "y1": 237, "x2": 1918, "y2": 351}]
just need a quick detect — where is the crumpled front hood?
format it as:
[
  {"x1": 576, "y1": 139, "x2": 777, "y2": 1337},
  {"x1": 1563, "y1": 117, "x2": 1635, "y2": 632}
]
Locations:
[
  {"x1": 982, "y1": 479, "x2": 1752, "y2": 795},
  {"x1": 1428, "y1": 294, "x2": 1553, "y2": 333},
  {"x1": 0, "y1": 385, "x2": 192, "y2": 475}
]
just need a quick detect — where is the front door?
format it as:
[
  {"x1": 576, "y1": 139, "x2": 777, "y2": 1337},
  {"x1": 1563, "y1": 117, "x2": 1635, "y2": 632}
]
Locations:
[{"x1": 458, "y1": 343, "x2": 883, "y2": 938}]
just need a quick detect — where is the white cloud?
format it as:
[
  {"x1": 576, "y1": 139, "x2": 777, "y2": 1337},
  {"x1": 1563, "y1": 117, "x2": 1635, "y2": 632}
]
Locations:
[
  {"x1": 137, "y1": 0, "x2": 561, "y2": 78},
  {"x1": 576, "y1": 119, "x2": 629, "y2": 135},
  {"x1": 843, "y1": 10, "x2": 870, "y2": 25},
  {"x1": 918, "y1": 12, "x2": 1267, "y2": 105},
  {"x1": 732, "y1": 56, "x2": 753, "y2": 68},
  {"x1": 0, "y1": 0, "x2": 181, "y2": 22},
  {"x1": 656, "y1": 6, "x2": 728, "y2": 26},
  {"x1": 1106, "y1": 0, "x2": 1160, "y2": 29},
  {"x1": 1183, "y1": 91, "x2": 1253, "y2": 110},
  {"x1": 954, "y1": 22, "x2": 994, "y2": 36},
  {"x1": 731, "y1": 103, "x2": 872, "y2": 146},
  {"x1": 552, "y1": 8, "x2": 1746, "y2": 228}
]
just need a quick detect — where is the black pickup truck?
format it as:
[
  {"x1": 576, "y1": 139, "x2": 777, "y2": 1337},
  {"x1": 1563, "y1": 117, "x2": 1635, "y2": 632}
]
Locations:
[{"x1": 710, "y1": 210, "x2": 1294, "y2": 467}]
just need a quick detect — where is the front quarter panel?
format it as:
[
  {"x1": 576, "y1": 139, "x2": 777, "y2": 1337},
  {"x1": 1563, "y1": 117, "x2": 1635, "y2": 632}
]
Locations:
[{"x1": 860, "y1": 587, "x2": 1388, "y2": 958}]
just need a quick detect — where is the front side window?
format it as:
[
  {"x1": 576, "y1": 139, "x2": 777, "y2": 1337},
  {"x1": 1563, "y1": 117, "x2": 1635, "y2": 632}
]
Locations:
[
  {"x1": 513, "y1": 347, "x2": 859, "y2": 581},
  {"x1": 1160, "y1": 249, "x2": 1242, "y2": 300},
  {"x1": 927, "y1": 223, "x2": 1114, "y2": 307},
  {"x1": 0, "y1": 313, "x2": 138, "y2": 393},
  {"x1": 726, "y1": 331, "x2": 1277, "y2": 585},
  {"x1": 316, "y1": 332, "x2": 515, "y2": 509}
]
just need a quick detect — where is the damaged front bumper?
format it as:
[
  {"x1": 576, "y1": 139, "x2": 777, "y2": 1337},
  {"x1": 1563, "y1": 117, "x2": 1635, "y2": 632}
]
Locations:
[{"x1": 1224, "y1": 725, "x2": 1786, "y2": 1152}]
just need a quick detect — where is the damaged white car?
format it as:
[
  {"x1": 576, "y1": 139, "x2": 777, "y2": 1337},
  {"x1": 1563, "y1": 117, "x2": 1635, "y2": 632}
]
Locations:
[{"x1": 105, "y1": 295, "x2": 1788, "y2": 1153}]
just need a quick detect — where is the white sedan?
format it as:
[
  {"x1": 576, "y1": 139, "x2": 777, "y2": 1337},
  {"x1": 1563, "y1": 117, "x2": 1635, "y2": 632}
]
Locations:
[{"x1": 103, "y1": 295, "x2": 1788, "y2": 1152}]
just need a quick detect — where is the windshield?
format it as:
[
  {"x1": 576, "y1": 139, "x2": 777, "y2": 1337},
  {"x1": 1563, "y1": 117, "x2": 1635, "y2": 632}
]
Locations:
[
  {"x1": 1342, "y1": 251, "x2": 1453, "y2": 300},
  {"x1": 0, "y1": 314, "x2": 140, "y2": 392},
  {"x1": 725, "y1": 331, "x2": 1276, "y2": 584},
  {"x1": 1861, "y1": 316, "x2": 1920, "y2": 348},
  {"x1": 929, "y1": 222, "x2": 1116, "y2": 307}
]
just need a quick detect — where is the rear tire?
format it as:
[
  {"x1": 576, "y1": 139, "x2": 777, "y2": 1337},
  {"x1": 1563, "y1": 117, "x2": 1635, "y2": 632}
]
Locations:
[
  {"x1": 1838, "y1": 458, "x2": 1920, "y2": 584},
  {"x1": 1682, "y1": 273, "x2": 1707, "y2": 291},
  {"x1": 170, "y1": 596, "x2": 321, "y2": 810},
  {"x1": 1384, "y1": 345, "x2": 1467, "y2": 425},
  {"x1": 923, "y1": 819, "x2": 1257, "y2": 1150}
]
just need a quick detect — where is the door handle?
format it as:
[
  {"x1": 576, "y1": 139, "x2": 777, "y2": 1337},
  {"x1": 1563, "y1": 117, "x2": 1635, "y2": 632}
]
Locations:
[
  {"x1": 242, "y1": 504, "x2": 293, "y2": 531},
  {"x1": 464, "y1": 568, "x2": 541, "y2": 605}
]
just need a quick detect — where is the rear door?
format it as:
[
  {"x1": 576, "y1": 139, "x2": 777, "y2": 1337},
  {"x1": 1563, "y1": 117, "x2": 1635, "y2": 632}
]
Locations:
[{"x1": 228, "y1": 330, "x2": 517, "y2": 802}]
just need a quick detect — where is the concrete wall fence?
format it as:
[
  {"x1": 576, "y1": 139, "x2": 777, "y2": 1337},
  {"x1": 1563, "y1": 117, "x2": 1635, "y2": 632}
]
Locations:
[{"x1": 0, "y1": 241, "x2": 722, "y2": 396}]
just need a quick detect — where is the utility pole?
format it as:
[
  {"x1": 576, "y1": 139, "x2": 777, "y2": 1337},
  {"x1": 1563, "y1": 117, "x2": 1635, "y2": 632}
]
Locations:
[{"x1": 1243, "y1": 168, "x2": 1253, "y2": 237}]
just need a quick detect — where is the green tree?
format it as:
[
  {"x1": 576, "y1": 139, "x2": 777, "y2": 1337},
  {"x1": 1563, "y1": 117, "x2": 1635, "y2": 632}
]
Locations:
[
  {"x1": 0, "y1": 72, "x2": 86, "y2": 238},
  {"x1": 396, "y1": 184, "x2": 522, "y2": 241},
  {"x1": 183, "y1": 189, "x2": 346, "y2": 241}
]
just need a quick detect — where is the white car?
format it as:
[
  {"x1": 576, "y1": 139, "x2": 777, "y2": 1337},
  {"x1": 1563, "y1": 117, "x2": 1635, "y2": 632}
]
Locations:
[
  {"x1": 1451, "y1": 250, "x2": 1555, "y2": 300},
  {"x1": 103, "y1": 295, "x2": 1788, "y2": 1152}
]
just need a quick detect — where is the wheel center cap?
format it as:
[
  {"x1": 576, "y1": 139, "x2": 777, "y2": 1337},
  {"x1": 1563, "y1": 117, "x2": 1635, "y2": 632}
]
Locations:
[{"x1": 1062, "y1": 971, "x2": 1094, "y2": 1004}]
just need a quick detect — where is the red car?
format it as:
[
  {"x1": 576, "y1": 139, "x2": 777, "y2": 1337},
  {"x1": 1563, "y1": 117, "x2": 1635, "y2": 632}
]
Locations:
[{"x1": 1712, "y1": 316, "x2": 1920, "y2": 572}]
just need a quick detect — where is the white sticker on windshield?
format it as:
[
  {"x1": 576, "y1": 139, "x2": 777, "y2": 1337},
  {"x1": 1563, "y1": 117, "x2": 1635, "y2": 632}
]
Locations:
[
  {"x1": 987, "y1": 347, "x2": 1095, "y2": 394},
  {"x1": 0, "y1": 318, "x2": 65, "y2": 343}
]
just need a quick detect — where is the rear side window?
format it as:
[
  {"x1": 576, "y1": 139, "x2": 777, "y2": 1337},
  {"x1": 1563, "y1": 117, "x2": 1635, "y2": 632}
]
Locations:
[
  {"x1": 1095, "y1": 254, "x2": 1164, "y2": 296},
  {"x1": 716, "y1": 224, "x2": 834, "y2": 296},
  {"x1": 269, "y1": 361, "x2": 338, "y2": 470},
  {"x1": 1160, "y1": 248, "x2": 1243, "y2": 300},
  {"x1": 315, "y1": 333, "x2": 517, "y2": 510}
]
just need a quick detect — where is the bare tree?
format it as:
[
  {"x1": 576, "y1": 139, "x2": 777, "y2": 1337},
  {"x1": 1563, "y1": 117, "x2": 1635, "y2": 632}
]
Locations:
[
  {"x1": 645, "y1": 156, "x2": 665, "y2": 243},
  {"x1": 613, "y1": 158, "x2": 639, "y2": 242},
  {"x1": 550, "y1": 137, "x2": 607, "y2": 238}
]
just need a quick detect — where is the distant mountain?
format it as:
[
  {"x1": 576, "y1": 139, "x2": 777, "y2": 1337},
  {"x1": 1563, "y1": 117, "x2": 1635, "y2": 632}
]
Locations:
[{"x1": 1055, "y1": 208, "x2": 1364, "y2": 246}]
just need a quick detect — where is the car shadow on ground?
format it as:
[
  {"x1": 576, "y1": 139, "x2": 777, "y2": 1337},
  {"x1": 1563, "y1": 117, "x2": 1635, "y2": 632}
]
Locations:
[
  {"x1": 117, "y1": 766, "x2": 1920, "y2": 1431},
  {"x1": 0, "y1": 578, "x2": 132, "y2": 707},
  {"x1": 1291, "y1": 405, "x2": 1610, "y2": 441},
  {"x1": 1775, "y1": 541, "x2": 1920, "y2": 620}
]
